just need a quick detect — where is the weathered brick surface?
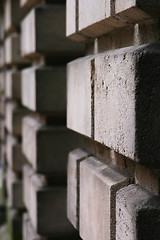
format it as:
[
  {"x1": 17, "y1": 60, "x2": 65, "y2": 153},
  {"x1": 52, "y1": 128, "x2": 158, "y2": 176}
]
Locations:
[
  {"x1": 21, "y1": 4, "x2": 84, "y2": 58},
  {"x1": 80, "y1": 156, "x2": 130, "y2": 240},
  {"x1": 5, "y1": 70, "x2": 21, "y2": 99},
  {"x1": 67, "y1": 148, "x2": 90, "y2": 229},
  {"x1": 21, "y1": 66, "x2": 66, "y2": 113},
  {"x1": 94, "y1": 43, "x2": 160, "y2": 166},
  {"x1": 67, "y1": 56, "x2": 93, "y2": 138},
  {"x1": 22, "y1": 116, "x2": 85, "y2": 174},
  {"x1": 116, "y1": 184, "x2": 160, "y2": 240}
]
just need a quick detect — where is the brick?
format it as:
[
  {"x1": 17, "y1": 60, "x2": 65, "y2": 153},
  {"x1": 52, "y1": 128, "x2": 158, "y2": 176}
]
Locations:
[
  {"x1": 67, "y1": 56, "x2": 93, "y2": 138},
  {"x1": 23, "y1": 213, "x2": 46, "y2": 240},
  {"x1": 4, "y1": 34, "x2": 24, "y2": 65},
  {"x1": 66, "y1": 0, "x2": 85, "y2": 41},
  {"x1": 23, "y1": 164, "x2": 34, "y2": 210},
  {"x1": 0, "y1": 72, "x2": 5, "y2": 95},
  {"x1": 22, "y1": 116, "x2": 85, "y2": 174},
  {"x1": 24, "y1": 164, "x2": 78, "y2": 236},
  {"x1": 115, "y1": 0, "x2": 160, "y2": 23},
  {"x1": 67, "y1": 149, "x2": 90, "y2": 229},
  {"x1": 116, "y1": 184, "x2": 160, "y2": 240},
  {"x1": 5, "y1": 101, "x2": 30, "y2": 136},
  {"x1": 80, "y1": 156, "x2": 130, "y2": 240},
  {"x1": 6, "y1": 134, "x2": 27, "y2": 173},
  {"x1": 21, "y1": 66, "x2": 66, "y2": 113},
  {"x1": 4, "y1": 0, "x2": 25, "y2": 32},
  {"x1": 21, "y1": 5, "x2": 84, "y2": 58},
  {"x1": 6, "y1": 167, "x2": 24, "y2": 209},
  {"x1": 5, "y1": 70, "x2": 21, "y2": 99},
  {"x1": 78, "y1": 0, "x2": 113, "y2": 38},
  {"x1": 0, "y1": 46, "x2": 5, "y2": 68},
  {"x1": 94, "y1": 43, "x2": 160, "y2": 167}
]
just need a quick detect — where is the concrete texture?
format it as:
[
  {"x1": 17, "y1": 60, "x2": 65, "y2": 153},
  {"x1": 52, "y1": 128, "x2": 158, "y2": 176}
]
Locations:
[
  {"x1": 67, "y1": 148, "x2": 90, "y2": 229},
  {"x1": 94, "y1": 43, "x2": 160, "y2": 167},
  {"x1": 116, "y1": 184, "x2": 160, "y2": 240},
  {"x1": 80, "y1": 156, "x2": 130, "y2": 240},
  {"x1": 21, "y1": 65, "x2": 66, "y2": 113},
  {"x1": 67, "y1": 56, "x2": 93, "y2": 138}
]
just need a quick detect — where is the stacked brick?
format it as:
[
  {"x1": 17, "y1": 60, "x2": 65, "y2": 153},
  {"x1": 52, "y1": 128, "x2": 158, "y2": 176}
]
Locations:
[
  {"x1": 19, "y1": 0, "x2": 84, "y2": 240},
  {"x1": 0, "y1": 0, "x2": 85, "y2": 239},
  {"x1": 66, "y1": 1, "x2": 160, "y2": 240}
]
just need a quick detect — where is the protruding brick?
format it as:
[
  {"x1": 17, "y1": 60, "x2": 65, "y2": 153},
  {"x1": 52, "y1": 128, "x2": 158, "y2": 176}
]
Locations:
[
  {"x1": 6, "y1": 167, "x2": 24, "y2": 209},
  {"x1": 80, "y1": 156, "x2": 130, "y2": 240},
  {"x1": 67, "y1": 56, "x2": 93, "y2": 138},
  {"x1": 23, "y1": 164, "x2": 78, "y2": 236},
  {"x1": 4, "y1": 34, "x2": 24, "y2": 65},
  {"x1": 5, "y1": 101, "x2": 30, "y2": 136},
  {"x1": 21, "y1": 5, "x2": 84, "y2": 58},
  {"x1": 94, "y1": 43, "x2": 160, "y2": 167},
  {"x1": 67, "y1": 149, "x2": 90, "y2": 229},
  {"x1": 5, "y1": 70, "x2": 21, "y2": 99},
  {"x1": 115, "y1": 0, "x2": 160, "y2": 23},
  {"x1": 22, "y1": 116, "x2": 85, "y2": 174},
  {"x1": 21, "y1": 66, "x2": 66, "y2": 113},
  {"x1": 116, "y1": 184, "x2": 160, "y2": 240},
  {"x1": 4, "y1": 0, "x2": 25, "y2": 32},
  {"x1": 6, "y1": 134, "x2": 27, "y2": 173}
]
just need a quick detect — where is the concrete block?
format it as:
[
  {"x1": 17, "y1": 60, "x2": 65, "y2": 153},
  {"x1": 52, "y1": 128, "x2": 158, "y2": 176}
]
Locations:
[
  {"x1": 24, "y1": 164, "x2": 78, "y2": 236},
  {"x1": 80, "y1": 156, "x2": 130, "y2": 240},
  {"x1": 23, "y1": 164, "x2": 34, "y2": 211},
  {"x1": 21, "y1": 5, "x2": 84, "y2": 58},
  {"x1": 5, "y1": 70, "x2": 21, "y2": 99},
  {"x1": 67, "y1": 56, "x2": 93, "y2": 138},
  {"x1": 21, "y1": 65, "x2": 66, "y2": 113},
  {"x1": 23, "y1": 213, "x2": 46, "y2": 240},
  {"x1": 22, "y1": 116, "x2": 85, "y2": 174},
  {"x1": 94, "y1": 43, "x2": 160, "y2": 167},
  {"x1": 0, "y1": 46, "x2": 5, "y2": 68},
  {"x1": 5, "y1": 101, "x2": 30, "y2": 136},
  {"x1": 6, "y1": 134, "x2": 26, "y2": 173},
  {"x1": 4, "y1": 0, "x2": 25, "y2": 32},
  {"x1": 116, "y1": 184, "x2": 160, "y2": 240},
  {"x1": 78, "y1": 0, "x2": 114, "y2": 38},
  {"x1": 6, "y1": 167, "x2": 24, "y2": 209},
  {"x1": 4, "y1": 34, "x2": 24, "y2": 65},
  {"x1": 115, "y1": 0, "x2": 160, "y2": 23},
  {"x1": 67, "y1": 149, "x2": 90, "y2": 229},
  {"x1": 66, "y1": 0, "x2": 85, "y2": 41},
  {"x1": 0, "y1": 72, "x2": 5, "y2": 95}
]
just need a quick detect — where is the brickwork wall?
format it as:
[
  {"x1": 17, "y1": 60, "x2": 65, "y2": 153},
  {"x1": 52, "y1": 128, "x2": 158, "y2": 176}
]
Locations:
[
  {"x1": 66, "y1": 1, "x2": 160, "y2": 240},
  {"x1": 0, "y1": 0, "x2": 85, "y2": 239}
]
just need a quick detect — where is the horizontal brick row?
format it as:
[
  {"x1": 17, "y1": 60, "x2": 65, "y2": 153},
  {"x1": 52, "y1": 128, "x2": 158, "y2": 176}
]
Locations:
[
  {"x1": 22, "y1": 116, "x2": 85, "y2": 174},
  {"x1": 67, "y1": 0, "x2": 160, "y2": 40},
  {"x1": 67, "y1": 43, "x2": 160, "y2": 167}
]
